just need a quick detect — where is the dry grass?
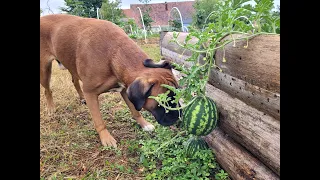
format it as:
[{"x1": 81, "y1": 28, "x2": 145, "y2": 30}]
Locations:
[{"x1": 40, "y1": 40, "x2": 161, "y2": 180}]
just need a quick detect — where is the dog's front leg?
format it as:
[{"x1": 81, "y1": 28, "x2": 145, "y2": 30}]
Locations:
[
  {"x1": 120, "y1": 89, "x2": 155, "y2": 131},
  {"x1": 83, "y1": 92, "x2": 117, "y2": 147}
]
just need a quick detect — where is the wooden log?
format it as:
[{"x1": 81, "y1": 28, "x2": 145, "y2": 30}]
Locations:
[
  {"x1": 161, "y1": 47, "x2": 192, "y2": 66},
  {"x1": 160, "y1": 32, "x2": 280, "y2": 120},
  {"x1": 160, "y1": 32, "x2": 280, "y2": 93},
  {"x1": 215, "y1": 34, "x2": 280, "y2": 93},
  {"x1": 207, "y1": 66, "x2": 280, "y2": 120},
  {"x1": 166, "y1": 51, "x2": 280, "y2": 120},
  {"x1": 160, "y1": 31, "x2": 198, "y2": 57},
  {"x1": 205, "y1": 83, "x2": 280, "y2": 176},
  {"x1": 204, "y1": 128, "x2": 279, "y2": 180}
]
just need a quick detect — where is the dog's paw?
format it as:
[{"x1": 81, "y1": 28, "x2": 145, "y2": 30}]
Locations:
[
  {"x1": 142, "y1": 124, "x2": 155, "y2": 132},
  {"x1": 47, "y1": 106, "x2": 56, "y2": 116},
  {"x1": 99, "y1": 129, "x2": 117, "y2": 148}
]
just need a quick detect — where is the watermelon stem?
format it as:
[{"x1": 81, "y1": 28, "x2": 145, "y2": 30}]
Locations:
[{"x1": 148, "y1": 95, "x2": 198, "y2": 111}]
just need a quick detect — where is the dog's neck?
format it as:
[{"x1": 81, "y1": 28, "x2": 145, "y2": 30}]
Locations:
[
  {"x1": 111, "y1": 43, "x2": 150, "y2": 87},
  {"x1": 121, "y1": 68, "x2": 153, "y2": 87}
]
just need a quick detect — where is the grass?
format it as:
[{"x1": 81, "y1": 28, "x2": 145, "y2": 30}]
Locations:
[
  {"x1": 40, "y1": 38, "x2": 162, "y2": 179},
  {"x1": 140, "y1": 43, "x2": 162, "y2": 62}
]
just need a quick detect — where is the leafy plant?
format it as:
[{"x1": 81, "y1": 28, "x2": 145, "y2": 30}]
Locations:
[
  {"x1": 215, "y1": 170, "x2": 229, "y2": 180},
  {"x1": 244, "y1": 0, "x2": 280, "y2": 33},
  {"x1": 129, "y1": 34, "x2": 137, "y2": 39},
  {"x1": 132, "y1": 115, "x2": 228, "y2": 179}
]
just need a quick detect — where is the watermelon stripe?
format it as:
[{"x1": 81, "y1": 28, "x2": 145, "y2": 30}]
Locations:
[
  {"x1": 191, "y1": 98, "x2": 204, "y2": 135},
  {"x1": 212, "y1": 99, "x2": 218, "y2": 128},
  {"x1": 206, "y1": 98, "x2": 217, "y2": 135},
  {"x1": 189, "y1": 103, "x2": 201, "y2": 133},
  {"x1": 183, "y1": 98, "x2": 196, "y2": 130},
  {"x1": 183, "y1": 96, "x2": 218, "y2": 136},
  {"x1": 183, "y1": 98, "x2": 200, "y2": 131},
  {"x1": 196, "y1": 97, "x2": 209, "y2": 135},
  {"x1": 202, "y1": 98, "x2": 213, "y2": 136},
  {"x1": 203, "y1": 98, "x2": 217, "y2": 136}
]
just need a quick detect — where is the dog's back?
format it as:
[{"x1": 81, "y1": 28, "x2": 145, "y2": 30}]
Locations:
[{"x1": 40, "y1": 14, "x2": 148, "y2": 79}]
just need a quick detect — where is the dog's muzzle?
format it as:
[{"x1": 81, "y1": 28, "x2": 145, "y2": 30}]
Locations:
[{"x1": 150, "y1": 102, "x2": 181, "y2": 126}]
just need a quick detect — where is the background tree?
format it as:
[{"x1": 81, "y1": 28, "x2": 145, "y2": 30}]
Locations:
[
  {"x1": 40, "y1": 8, "x2": 43, "y2": 15},
  {"x1": 61, "y1": 0, "x2": 102, "y2": 18},
  {"x1": 100, "y1": 0, "x2": 124, "y2": 25}
]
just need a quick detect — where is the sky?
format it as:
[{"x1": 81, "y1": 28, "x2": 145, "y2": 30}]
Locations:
[{"x1": 40, "y1": 0, "x2": 280, "y2": 16}]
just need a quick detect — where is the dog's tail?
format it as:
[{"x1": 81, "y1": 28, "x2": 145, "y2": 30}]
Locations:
[{"x1": 56, "y1": 60, "x2": 66, "y2": 70}]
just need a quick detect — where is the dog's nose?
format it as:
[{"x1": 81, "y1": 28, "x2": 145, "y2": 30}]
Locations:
[{"x1": 152, "y1": 107, "x2": 181, "y2": 126}]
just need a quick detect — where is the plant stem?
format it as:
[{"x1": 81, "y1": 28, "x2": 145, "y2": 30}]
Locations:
[
  {"x1": 173, "y1": 31, "x2": 277, "y2": 53},
  {"x1": 145, "y1": 130, "x2": 187, "y2": 155},
  {"x1": 149, "y1": 95, "x2": 198, "y2": 111}
]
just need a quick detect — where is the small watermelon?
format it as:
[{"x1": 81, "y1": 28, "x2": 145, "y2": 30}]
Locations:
[
  {"x1": 184, "y1": 136, "x2": 209, "y2": 157},
  {"x1": 182, "y1": 96, "x2": 218, "y2": 136}
]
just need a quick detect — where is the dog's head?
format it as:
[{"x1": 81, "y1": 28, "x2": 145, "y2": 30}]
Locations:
[{"x1": 127, "y1": 59, "x2": 181, "y2": 126}]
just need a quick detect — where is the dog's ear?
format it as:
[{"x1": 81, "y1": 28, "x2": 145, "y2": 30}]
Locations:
[
  {"x1": 127, "y1": 78, "x2": 155, "y2": 111},
  {"x1": 143, "y1": 59, "x2": 172, "y2": 70}
]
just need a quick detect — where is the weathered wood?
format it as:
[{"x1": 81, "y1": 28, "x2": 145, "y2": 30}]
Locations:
[
  {"x1": 207, "y1": 66, "x2": 280, "y2": 120},
  {"x1": 166, "y1": 52, "x2": 280, "y2": 120},
  {"x1": 160, "y1": 32, "x2": 280, "y2": 93},
  {"x1": 205, "y1": 83, "x2": 280, "y2": 176},
  {"x1": 215, "y1": 34, "x2": 280, "y2": 93},
  {"x1": 160, "y1": 32, "x2": 280, "y2": 120},
  {"x1": 204, "y1": 128, "x2": 279, "y2": 180},
  {"x1": 161, "y1": 32, "x2": 198, "y2": 57},
  {"x1": 161, "y1": 47, "x2": 192, "y2": 66}
]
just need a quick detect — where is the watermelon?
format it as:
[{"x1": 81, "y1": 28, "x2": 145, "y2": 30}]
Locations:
[
  {"x1": 184, "y1": 136, "x2": 208, "y2": 157},
  {"x1": 182, "y1": 96, "x2": 218, "y2": 136}
]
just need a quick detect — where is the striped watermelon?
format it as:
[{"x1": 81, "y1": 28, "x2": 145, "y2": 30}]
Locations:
[
  {"x1": 184, "y1": 136, "x2": 209, "y2": 157},
  {"x1": 183, "y1": 96, "x2": 218, "y2": 136}
]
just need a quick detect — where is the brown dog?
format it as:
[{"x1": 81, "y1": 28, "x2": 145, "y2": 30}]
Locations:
[{"x1": 40, "y1": 14, "x2": 181, "y2": 147}]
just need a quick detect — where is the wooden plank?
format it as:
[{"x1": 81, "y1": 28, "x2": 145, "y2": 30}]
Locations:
[
  {"x1": 204, "y1": 128, "x2": 279, "y2": 180},
  {"x1": 205, "y1": 83, "x2": 280, "y2": 176},
  {"x1": 160, "y1": 32, "x2": 280, "y2": 93},
  {"x1": 161, "y1": 31, "x2": 198, "y2": 57},
  {"x1": 164, "y1": 51, "x2": 280, "y2": 120},
  {"x1": 207, "y1": 66, "x2": 280, "y2": 120},
  {"x1": 215, "y1": 34, "x2": 280, "y2": 93},
  {"x1": 161, "y1": 47, "x2": 192, "y2": 66}
]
